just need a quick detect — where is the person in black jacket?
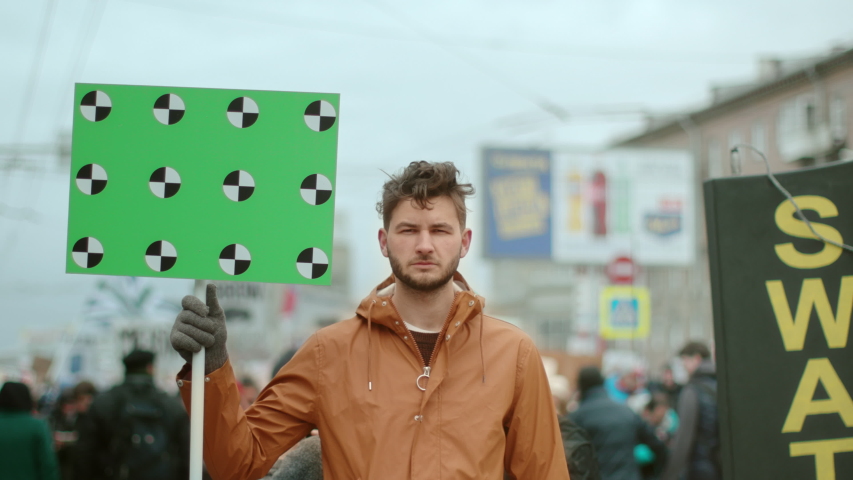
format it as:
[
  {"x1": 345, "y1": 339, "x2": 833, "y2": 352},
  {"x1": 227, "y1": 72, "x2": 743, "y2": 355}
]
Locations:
[
  {"x1": 571, "y1": 366, "x2": 668, "y2": 480},
  {"x1": 558, "y1": 414, "x2": 601, "y2": 480},
  {"x1": 76, "y1": 350, "x2": 190, "y2": 480},
  {"x1": 661, "y1": 342, "x2": 720, "y2": 480}
]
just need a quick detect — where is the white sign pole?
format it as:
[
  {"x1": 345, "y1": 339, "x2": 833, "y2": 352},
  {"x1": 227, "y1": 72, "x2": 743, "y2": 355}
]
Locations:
[
  {"x1": 190, "y1": 278, "x2": 207, "y2": 480},
  {"x1": 190, "y1": 347, "x2": 205, "y2": 480}
]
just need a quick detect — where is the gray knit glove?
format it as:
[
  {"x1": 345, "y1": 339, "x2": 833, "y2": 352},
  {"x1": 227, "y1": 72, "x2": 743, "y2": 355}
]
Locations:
[{"x1": 170, "y1": 283, "x2": 228, "y2": 374}]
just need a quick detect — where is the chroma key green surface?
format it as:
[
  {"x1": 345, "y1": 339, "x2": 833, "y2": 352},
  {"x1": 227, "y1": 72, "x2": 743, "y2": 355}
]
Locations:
[{"x1": 67, "y1": 83, "x2": 339, "y2": 284}]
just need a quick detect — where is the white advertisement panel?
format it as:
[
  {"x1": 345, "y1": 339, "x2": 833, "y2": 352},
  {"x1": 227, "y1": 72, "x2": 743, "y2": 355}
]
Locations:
[{"x1": 551, "y1": 149, "x2": 695, "y2": 265}]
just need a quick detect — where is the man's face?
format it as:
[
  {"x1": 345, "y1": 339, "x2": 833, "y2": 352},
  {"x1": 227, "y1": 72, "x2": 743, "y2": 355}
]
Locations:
[
  {"x1": 620, "y1": 372, "x2": 639, "y2": 392},
  {"x1": 681, "y1": 354, "x2": 703, "y2": 376},
  {"x1": 75, "y1": 395, "x2": 93, "y2": 414},
  {"x1": 662, "y1": 368, "x2": 674, "y2": 387},
  {"x1": 379, "y1": 196, "x2": 472, "y2": 292}
]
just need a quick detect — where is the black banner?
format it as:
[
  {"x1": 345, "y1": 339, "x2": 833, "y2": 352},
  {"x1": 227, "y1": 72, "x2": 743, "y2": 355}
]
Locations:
[{"x1": 705, "y1": 160, "x2": 853, "y2": 480}]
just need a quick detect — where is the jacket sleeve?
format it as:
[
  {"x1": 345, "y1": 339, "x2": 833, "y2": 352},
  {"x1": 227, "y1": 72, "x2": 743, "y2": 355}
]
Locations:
[
  {"x1": 504, "y1": 339, "x2": 571, "y2": 480},
  {"x1": 635, "y1": 413, "x2": 668, "y2": 475},
  {"x1": 75, "y1": 400, "x2": 108, "y2": 480},
  {"x1": 36, "y1": 419, "x2": 61, "y2": 480},
  {"x1": 661, "y1": 385, "x2": 699, "y2": 480},
  {"x1": 179, "y1": 333, "x2": 322, "y2": 480}
]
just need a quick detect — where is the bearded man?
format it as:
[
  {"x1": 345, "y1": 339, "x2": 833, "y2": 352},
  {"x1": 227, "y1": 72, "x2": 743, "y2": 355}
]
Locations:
[{"x1": 169, "y1": 161, "x2": 569, "y2": 480}]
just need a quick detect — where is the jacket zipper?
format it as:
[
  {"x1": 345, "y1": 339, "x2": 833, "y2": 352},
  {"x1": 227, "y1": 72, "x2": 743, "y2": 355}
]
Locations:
[{"x1": 391, "y1": 293, "x2": 459, "y2": 391}]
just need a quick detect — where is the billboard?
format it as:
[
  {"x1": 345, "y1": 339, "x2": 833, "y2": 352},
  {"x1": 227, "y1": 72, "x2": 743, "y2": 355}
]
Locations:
[
  {"x1": 551, "y1": 149, "x2": 694, "y2": 265},
  {"x1": 705, "y1": 160, "x2": 853, "y2": 480},
  {"x1": 483, "y1": 148, "x2": 552, "y2": 258}
]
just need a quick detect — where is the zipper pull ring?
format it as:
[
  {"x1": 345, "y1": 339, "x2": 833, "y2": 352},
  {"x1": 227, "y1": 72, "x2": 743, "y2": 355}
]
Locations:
[{"x1": 416, "y1": 366, "x2": 431, "y2": 391}]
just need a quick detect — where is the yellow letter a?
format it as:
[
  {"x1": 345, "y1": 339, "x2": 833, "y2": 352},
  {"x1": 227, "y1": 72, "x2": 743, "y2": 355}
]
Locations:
[{"x1": 783, "y1": 358, "x2": 853, "y2": 433}]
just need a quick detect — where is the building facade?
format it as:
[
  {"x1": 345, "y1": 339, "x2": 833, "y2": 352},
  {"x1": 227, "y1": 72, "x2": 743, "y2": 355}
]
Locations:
[{"x1": 612, "y1": 47, "x2": 853, "y2": 362}]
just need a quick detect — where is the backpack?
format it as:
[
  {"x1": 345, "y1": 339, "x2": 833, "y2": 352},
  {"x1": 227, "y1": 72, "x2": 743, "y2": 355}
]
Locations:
[
  {"x1": 690, "y1": 380, "x2": 722, "y2": 477},
  {"x1": 559, "y1": 416, "x2": 601, "y2": 480},
  {"x1": 108, "y1": 387, "x2": 176, "y2": 480}
]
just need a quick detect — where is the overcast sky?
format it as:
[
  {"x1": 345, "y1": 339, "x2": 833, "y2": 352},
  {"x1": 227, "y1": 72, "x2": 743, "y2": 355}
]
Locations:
[{"x1": 2, "y1": 0, "x2": 853, "y2": 352}]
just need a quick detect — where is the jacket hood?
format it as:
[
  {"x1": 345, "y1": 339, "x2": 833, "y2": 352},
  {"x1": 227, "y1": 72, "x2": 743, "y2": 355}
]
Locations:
[{"x1": 355, "y1": 272, "x2": 485, "y2": 329}]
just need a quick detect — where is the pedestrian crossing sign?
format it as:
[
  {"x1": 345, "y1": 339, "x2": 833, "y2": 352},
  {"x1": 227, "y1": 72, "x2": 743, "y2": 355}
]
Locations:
[{"x1": 599, "y1": 286, "x2": 651, "y2": 339}]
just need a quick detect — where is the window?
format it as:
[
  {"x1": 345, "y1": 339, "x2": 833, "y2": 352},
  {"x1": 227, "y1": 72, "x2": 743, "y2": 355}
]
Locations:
[
  {"x1": 777, "y1": 102, "x2": 795, "y2": 140},
  {"x1": 777, "y1": 93, "x2": 817, "y2": 139},
  {"x1": 707, "y1": 138, "x2": 722, "y2": 178},
  {"x1": 728, "y1": 130, "x2": 743, "y2": 150},
  {"x1": 830, "y1": 95, "x2": 847, "y2": 142},
  {"x1": 752, "y1": 121, "x2": 766, "y2": 157}
]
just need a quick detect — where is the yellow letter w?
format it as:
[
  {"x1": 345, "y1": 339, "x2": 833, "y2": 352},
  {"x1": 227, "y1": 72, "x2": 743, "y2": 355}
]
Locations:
[{"x1": 766, "y1": 276, "x2": 853, "y2": 352}]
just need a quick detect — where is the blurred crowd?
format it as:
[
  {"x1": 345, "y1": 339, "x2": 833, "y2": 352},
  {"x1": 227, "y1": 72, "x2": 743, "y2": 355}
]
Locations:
[
  {"x1": 556, "y1": 340, "x2": 719, "y2": 480},
  {"x1": 0, "y1": 339, "x2": 718, "y2": 480}
]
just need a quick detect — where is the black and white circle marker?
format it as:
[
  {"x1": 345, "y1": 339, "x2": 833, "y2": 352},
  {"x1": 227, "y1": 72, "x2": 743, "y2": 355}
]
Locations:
[
  {"x1": 296, "y1": 247, "x2": 329, "y2": 280},
  {"x1": 219, "y1": 244, "x2": 251, "y2": 275},
  {"x1": 149, "y1": 167, "x2": 181, "y2": 198},
  {"x1": 145, "y1": 240, "x2": 177, "y2": 272},
  {"x1": 76, "y1": 164, "x2": 108, "y2": 195},
  {"x1": 153, "y1": 94, "x2": 185, "y2": 125},
  {"x1": 80, "y1": 90, "x2": 111, "y2": 122},
  {"x1": 303, "y1": 100, "x2": 336, "y2": 132},
  {"x1": 227, "y1": 97, "x2": 259, "y2": 128},
  {"x1": 300, "y1": 174, "x2": 333, "y2": 206},
  {"x1": 223, "y1": 170, "x2": 255, "y2": 202},
  {"x1": 72, "y1": 237, "x2": 104, "y2": 269}
]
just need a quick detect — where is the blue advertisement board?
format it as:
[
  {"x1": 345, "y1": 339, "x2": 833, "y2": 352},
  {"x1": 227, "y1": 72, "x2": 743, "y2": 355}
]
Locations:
[{"x1": 482, "y1": 148, "x2": 552, "y2": 258}]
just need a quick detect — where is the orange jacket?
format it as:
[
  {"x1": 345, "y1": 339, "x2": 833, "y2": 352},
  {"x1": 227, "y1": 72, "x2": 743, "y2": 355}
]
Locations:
[{"x1": 178, "y1": 274, "x2": 569, "y2": 480}]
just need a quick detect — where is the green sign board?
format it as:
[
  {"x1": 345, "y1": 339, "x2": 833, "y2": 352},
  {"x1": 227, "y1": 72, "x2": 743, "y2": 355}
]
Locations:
[
  {"x1": 705, "y1": 161, "x2": 853, "y2": 480},
  {"x1": 67, "y1": 84, "x2": 339, "y2": 284}
]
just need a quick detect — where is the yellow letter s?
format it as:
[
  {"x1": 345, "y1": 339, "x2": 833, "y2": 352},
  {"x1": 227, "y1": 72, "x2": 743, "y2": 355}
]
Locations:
[{"x1": 774, "y1": 196, "x2": 843, "y2": 269}]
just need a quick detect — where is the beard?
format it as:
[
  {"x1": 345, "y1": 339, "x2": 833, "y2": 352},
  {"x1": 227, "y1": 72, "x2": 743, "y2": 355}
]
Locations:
[{"x1": 388, "y1": 248, "x2": 460, "y2": 293}]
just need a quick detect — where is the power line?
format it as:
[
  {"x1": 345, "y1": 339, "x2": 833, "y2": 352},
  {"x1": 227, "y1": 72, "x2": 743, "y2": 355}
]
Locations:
[
  {"x1": 122, "y1": 0, "x2": 753, "y2": 65},
  {"x1": 1, "y1": 0, "x2": 58, "y2": 263},
  {"x1": 53, "y1": 0, "x2": 111, "y2": 132},
  {"x1": 11, "y1": 0, "x2": 58, "y2": 151},
  {"x1": 361, "y1": 0, "x2": 570, "y2": 121}
]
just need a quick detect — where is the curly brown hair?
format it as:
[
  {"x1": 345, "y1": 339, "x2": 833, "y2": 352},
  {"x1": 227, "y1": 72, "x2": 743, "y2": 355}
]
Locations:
[{"x1": 377, "y1": 161, "x2": 475, "y2": 229}]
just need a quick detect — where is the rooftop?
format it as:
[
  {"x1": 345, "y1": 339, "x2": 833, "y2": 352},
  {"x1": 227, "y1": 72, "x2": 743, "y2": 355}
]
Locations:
[{"x1": 614, "y1": 46, "x2": 853, "y2": 146}]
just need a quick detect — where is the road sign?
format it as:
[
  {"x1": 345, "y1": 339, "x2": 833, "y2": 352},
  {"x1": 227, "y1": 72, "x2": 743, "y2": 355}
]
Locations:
[
  {"x1": 606, "y1": 255, "x2": 636, "y2": 284},
  {"x1": 599, "y1": 286, "x2": 650, "y2": 339}
]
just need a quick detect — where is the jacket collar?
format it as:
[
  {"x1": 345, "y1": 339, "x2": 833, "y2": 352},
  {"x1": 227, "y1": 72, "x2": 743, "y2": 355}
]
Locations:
[
  {"x1": 581, "y1": 385, "x2": 610, "y2": 402},
  {"x1": 355, "y1": 272, "x2": 485, "y2": 330},
  {"x1": 691, "y1": 359, "x2": 717, "y2": 380}
]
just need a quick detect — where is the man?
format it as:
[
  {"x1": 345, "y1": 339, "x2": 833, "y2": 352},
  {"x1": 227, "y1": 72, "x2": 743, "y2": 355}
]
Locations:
[
  {"x1": 76, "y1": 350, "x2": 190, "y2": 480},
  {"x1": 661, "y1": 342, "x2": 719, "y2": 480},
  {"x1": 571, "y1": 366, "x2": 667, "y2": 480},
  {"x1": 170, "y1": 161, "x2": 569, "y2": 479},
  {"x1": 558, "y1": 414, "x2": 601, "y2": 480},
  {"x1": 72, "y1": 381, "x2": 97, "y2": 418},
  {"x1": 647, "y1": 365, "x2": 682, "y2": 410},
  {"x1": 52, "y1": 379, "x2": 98, "y2": 480},
  {"x1": 637, "y1": 392, "x2": 677, "y2": 480}
]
